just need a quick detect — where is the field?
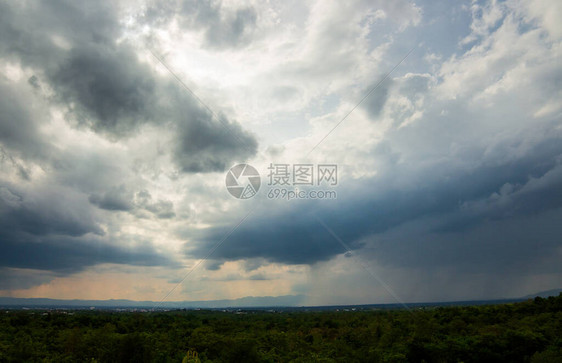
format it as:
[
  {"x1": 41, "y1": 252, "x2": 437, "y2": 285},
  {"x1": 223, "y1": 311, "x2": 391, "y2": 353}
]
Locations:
[{"x1": 0, "y1": 295, "x2": 561, "y2": 363}]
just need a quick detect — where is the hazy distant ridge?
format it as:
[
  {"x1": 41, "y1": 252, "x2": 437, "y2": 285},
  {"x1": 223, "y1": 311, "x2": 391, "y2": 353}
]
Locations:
[
  {"x1": 0, "y1": 295, "x2": 305, "y2": 308},
  {"x1": 521, "y1": 289, "x2": 562, "y2": 299},
  {"x1": 1, "y1": 289, "x2": 560, "y2": 309}
]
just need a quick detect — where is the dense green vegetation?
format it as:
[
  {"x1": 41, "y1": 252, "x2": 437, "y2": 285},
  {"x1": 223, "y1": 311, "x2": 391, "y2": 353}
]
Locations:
[{"x1": 0, "y1": 295, "x2": 561, "y2": 363}]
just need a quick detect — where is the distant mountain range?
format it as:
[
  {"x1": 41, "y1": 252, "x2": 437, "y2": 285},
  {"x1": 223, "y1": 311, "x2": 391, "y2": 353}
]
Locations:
[
  {"x1": 0, "y1": 289, "x2": 560, "y2": 309},
  {"x1": 521, "y1": 288, "x2": 562, "y2": 299},
  {"x1": 0, "y1": 294, "x2": 306, "y2": 309}
]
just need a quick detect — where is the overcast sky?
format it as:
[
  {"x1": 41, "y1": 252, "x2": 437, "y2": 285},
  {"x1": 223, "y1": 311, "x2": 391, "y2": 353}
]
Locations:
[{"x1": 0, "y1": 0, "x2": 561, "y2": 305}]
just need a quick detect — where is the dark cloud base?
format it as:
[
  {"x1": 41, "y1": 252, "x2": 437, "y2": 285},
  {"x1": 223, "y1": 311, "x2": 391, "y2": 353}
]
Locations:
[{"x1": 191, "y1": 126, "x2": 562, "y2": 274}]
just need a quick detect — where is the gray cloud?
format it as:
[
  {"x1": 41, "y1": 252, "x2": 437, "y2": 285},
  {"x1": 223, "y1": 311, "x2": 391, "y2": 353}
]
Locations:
[
  {"x1": 0, "y1": 185, "x2": 103, "y2": 238},
  {"x1": 0, "y1": 0, "x2": 255, "y2": 289},
  {"x1": 139, "y1": 0, "x2": 258, "y2": 50},
  {"x1": 0, "y1": 80, "x2": 49, "y2": 160},
  {"x1": 136, "y1": 190, "x2": 176, "y2": 219},
  {"x1": 48, "y1": 44, "x2": 157, "y2": 138},
  {"x1": 365, "y1": 207, "x2": 562, "y2": 276},
  {"x1": 89, "y1": 185, "x2": 134, "y2": 212},
  {"x1": 0, "y1": 148, "x2": 31, "y2": 181},
  {"x1": 0, "y1": 0, "x2": 258, "y2": 172},
  {"x1": 173, "y1": 107, "x2": 258, "y2": 172},
  {"x1": 144, "y1": 200, "x2": 176, "y2": 219},
  {"x1": 187, "y1": 1, "x2": 257, "y2": 49},
  {"x1": 0, "y1": 1, "x2": 119, "y2": 67},
  {"x1": 144, "y1": 0, "x2": 258, "y2": 49},
  {"x1": 1, "y1": 0, "x2": 560, "y2": 302},
  {"x1": 363, "y1": 78, "x2": 393, "y2": 118},
  {"x1": 0, "y1": 183, "x2": 175, "y2": 276},
  {"x1": 190, "y1": 123, "x2": 562, "y2": 271},
  {"x1": 0, "y1": 268, "x2": 59, "y2": 290},
  {"x1": 190, "y1": 209, "x2": 364, "y2": 265},
  {"x1": 0, "y1": 234, "x2": 172, "y2": 274},
  {"x1": 89, "y1": 187, "x2": 176, "y2": 219},
  {"x1": 204, "y1": 260, "x2": 224, "y2": 271}
]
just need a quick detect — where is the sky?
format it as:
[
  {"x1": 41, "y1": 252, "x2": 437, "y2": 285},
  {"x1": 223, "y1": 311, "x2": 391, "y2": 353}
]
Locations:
[{"x1": 0, "y1": 0, "x2": 561, "y2": 306}]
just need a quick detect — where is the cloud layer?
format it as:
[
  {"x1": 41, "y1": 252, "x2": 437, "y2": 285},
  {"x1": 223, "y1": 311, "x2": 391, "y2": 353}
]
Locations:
[{"x1": 0, "y1": 0, "x2": 561, "y2": 303}]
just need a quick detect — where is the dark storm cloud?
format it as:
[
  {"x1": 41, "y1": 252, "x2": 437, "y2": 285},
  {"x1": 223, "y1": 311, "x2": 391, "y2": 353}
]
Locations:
[
  {"x1": 364, "y1": 207, "x2": 562, "y2": 276},
  {"x1": 0, "y1": 185, "x2": 103, "y2": 237},
  {"x1": 173, "y1": 107, "x2": 258, "y2": 172},
  {"x1": 190, "y1": 125, "x2": 562, "y2": 268},
  {"x1": 0, "y1": 268, "x2": 57, "y2": 290},
  {"x1": 49, "y1": 44, "x2": 157, "y2": 138},
  {"x1": 0, "y1": 235, "x2": 172, "y2": 274},
  {"x1": 0, "y1": 0, "x2": 258, "y2": 172},
  {"x1": 0, "y1": 184, "x2": 175, "y2": 275},
  {"x1": 190, "y1": 208, "x2": 364, "y2": 265},
  {"x1": 0, "y1": 0, "x2": 254, "y2": 288},
  {"x1": 0, "y1": 0, "x2": 153, "y2": 138}
]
